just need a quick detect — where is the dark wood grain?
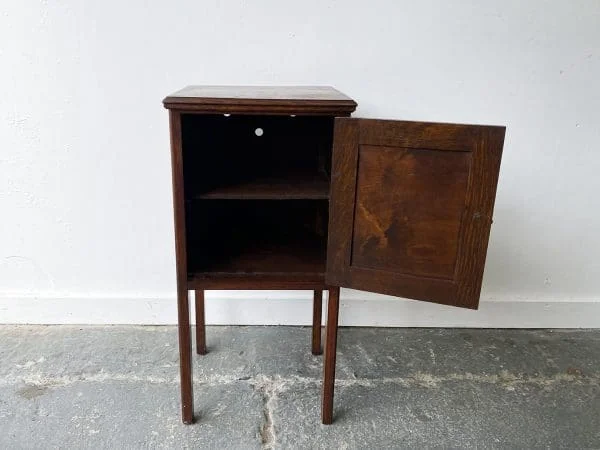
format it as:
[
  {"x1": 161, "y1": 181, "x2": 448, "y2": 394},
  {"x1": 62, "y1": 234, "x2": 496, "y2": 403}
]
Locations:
[
  {"x1": 163, "y1": 86, "x2": 357, "y2": 115},
  {"x1": 351, "y1": 145, "x2": 471, "y2": 279},
  {"x1": 189, "y1": 242, "x2": 326, "y2": 278},
  {"x1": 326, "y1": 119, "x2": 360, "y2": 279},
  {"x1": 358, "y1": 119, "x2": 481, "y2": 150},
  {"x1": 187, "y1": 276, "x2": 326, "y2": 290},
  {"x1": 321, "y1": 286, "x2": 340, "y2": 425},
  {"x1": 169, "y1": 110, "x2": 194, "y2": 424},
  {"x1": 195, "y1": 290, "x2": 207, "y2": 355},
  {"x1": 312, "y1": 290, "x2": 323, "y2": 355},
  {"x1": 454, "y1": 126, "x2": 505, "y2": 307},
  {"x1": 326, "y1": 118, "x2": 505, "y2": 309}
]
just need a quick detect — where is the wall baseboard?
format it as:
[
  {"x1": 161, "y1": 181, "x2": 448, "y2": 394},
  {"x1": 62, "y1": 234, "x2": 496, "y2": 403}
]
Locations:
[{"x1": 1, "y1": 291, "x2": 598, "y2": 327}]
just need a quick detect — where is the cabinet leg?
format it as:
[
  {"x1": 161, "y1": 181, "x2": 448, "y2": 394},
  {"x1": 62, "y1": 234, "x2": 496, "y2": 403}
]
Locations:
[
  {"x1": 195, "y1": 290, "x2": 207, "y2": 355},
  {"x1": 321, "y1": 286, "x2": 340, "y2": 425},
  {"x1": 312, "y1": 290, "x2": 323, "y2": 355},
  {"x1": 178, "y1": 288, "x2": 194, "y2": 424}
]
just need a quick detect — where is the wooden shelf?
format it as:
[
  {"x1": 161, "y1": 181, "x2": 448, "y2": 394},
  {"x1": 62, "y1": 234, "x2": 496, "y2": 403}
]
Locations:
[
  {"x1": 192, "y1": 172, "x2": 330, "y2": 200},
  {"x1": 188, "y1": 239, "x2": 326, "y2": 279}
]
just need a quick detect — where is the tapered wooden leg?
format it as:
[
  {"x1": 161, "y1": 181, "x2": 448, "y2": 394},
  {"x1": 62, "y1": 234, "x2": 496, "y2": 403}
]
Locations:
[
  {"x1": 312, "y1": 289, "x2": 323, "y2": 355},
  {"x1": 195, "y1": 290, "x2": 207, "y2": 355},
  {"x1": 177, "y1": 288, "x2": 194, "y2": 424},
  {"x1": 321, "y1": 286, "x2": 340, "y2": 425}
]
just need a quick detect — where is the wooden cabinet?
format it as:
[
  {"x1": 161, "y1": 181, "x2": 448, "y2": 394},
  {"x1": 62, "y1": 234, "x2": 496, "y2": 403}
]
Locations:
[{"x1": 163, "y1": 86, "x2": 505, "y2": 425}]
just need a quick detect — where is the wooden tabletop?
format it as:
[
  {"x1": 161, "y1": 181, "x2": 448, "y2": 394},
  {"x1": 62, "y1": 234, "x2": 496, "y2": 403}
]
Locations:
[{"x1": 163, "y1": 86, "x2": 357, "y2": 115}]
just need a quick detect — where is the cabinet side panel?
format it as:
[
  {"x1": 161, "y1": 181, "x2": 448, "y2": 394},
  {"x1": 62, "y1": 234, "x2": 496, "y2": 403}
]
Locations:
[
  {"x1": 169, "y1": 110, "x2": 194, "y2": 421},
  {"x1": 169, "y1": 111, "x2": 188, "y2": 287}
]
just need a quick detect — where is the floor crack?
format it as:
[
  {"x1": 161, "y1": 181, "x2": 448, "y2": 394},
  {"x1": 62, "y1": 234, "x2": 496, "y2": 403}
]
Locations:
[
  {"x1": 2, "y1": 371, "x2": 600, "y2": 390},
  {"x1": 252, "y1": 376, "x2": 279, "y2": 449}
]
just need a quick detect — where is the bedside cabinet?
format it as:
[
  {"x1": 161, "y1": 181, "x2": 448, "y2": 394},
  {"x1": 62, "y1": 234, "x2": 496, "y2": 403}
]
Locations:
[{"x1": 163, "y1": 86, "x2": 505, "y2": 425}]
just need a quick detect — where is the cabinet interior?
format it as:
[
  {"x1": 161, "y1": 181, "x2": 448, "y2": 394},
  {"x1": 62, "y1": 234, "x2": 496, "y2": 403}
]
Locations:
[{"x1": 181, "y1": 114, "x2": 333, "y2": 278}]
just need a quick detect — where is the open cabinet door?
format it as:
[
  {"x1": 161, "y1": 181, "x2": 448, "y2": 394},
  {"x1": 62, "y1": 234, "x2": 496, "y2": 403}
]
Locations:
[{"x1": 326, "y1": 118, "x2": 505, "y2": 309}]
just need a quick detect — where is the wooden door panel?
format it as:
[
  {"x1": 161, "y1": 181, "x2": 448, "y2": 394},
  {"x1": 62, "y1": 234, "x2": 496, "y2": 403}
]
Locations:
[
  {"x1": 352, "y1": 145, "x2": 471, "y2": 279},
  {"x1": 326, "y1": 118, "x2": 505, "y2": 309}
]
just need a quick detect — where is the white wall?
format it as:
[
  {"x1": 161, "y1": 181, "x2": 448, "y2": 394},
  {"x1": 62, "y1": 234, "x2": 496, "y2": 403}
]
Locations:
[{"x1": 1, "y1": 1, "x2": 599, "y2": 326}]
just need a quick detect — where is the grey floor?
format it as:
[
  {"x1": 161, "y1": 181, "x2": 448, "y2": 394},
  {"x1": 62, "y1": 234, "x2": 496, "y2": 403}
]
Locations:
[{"x1": 0, "y1": 326, "x2": 599, "y2": 449}]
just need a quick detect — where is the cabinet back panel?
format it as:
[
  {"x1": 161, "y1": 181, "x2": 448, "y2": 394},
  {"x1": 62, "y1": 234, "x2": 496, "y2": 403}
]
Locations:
[
  {"x1": 181, "y1": 114, "x2": 333, "y2": 197},
  {"x1": 187, "y1": 200, "x2": 328, "y2": 276}
]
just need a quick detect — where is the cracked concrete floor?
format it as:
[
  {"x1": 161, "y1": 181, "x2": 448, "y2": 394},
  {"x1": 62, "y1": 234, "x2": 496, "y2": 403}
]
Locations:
[{"x1": 0, "y1": 326, "x2": 599, "y2": 449}]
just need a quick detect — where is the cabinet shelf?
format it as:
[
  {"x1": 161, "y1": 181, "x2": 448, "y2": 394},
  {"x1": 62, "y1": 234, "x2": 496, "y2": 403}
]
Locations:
[
  {"x1": 186, "y1": 199, "x2": 328, "y2": 281},
  {"x1": 192, "y1": 172, "x2": 330, "y2": 200},
  {"x1": 188, "y1": 239, "x2": 326, "y2": 279}
]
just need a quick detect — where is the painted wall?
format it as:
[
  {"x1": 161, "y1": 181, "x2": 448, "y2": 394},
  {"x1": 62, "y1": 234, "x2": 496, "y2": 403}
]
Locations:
[{"x1": 1, "y1": 1, "x2": 599, "y2": 326}]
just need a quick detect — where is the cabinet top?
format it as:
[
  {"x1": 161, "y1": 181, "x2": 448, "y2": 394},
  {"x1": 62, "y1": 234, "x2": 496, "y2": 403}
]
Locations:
[{"x1": 163, "y1": 85, "x2": 357, "y2": 115}]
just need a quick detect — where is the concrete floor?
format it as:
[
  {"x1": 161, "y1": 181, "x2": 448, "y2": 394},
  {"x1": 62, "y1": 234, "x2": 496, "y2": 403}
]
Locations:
[{"x1": 0, "y1": 326, "x2": 599, "y2": 449}]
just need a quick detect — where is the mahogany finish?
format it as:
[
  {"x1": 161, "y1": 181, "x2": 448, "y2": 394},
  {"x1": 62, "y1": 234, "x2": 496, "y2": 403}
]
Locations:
[
  {"x1": 321, "y1": 286, "x2": 340, "y2": 425},
  {"x1": 195, "y1": 290, "x2": 207, "y2": 355},
  {"x1": 352, "y1": 145, "x2": 470, "y2": 279},
  {"x1": 326, "y1": 118, "x2": 505, "y2": 309},
  {"x1": 168, "y1": 110, "x2": 194, "y2": 424},
  {"x1": 164, "y1": 86, "x2": 505, "y2": 425},
  {"x1": 165, "y1": 86, "x2": 355, "y2": 425},
  {"x1": 312, "y1": 290, "x2": 323, "y2": 355},
  {"x1": 163, "y1": 85, "x2": 357, "y2": 115},
  {"x1": 187, "y1": 276, "x2": 326, "y2": 291}
]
